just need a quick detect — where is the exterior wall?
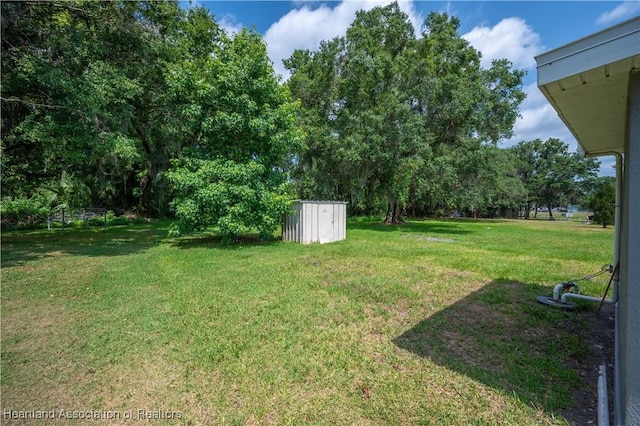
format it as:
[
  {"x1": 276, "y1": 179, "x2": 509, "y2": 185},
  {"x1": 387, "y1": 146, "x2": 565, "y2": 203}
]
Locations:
[
  {"x1": 301, "y1": 202, "x2": 318, "y2": 244},
  {"x1": 282, "y1": 202, "x2": 302, "y2": 243},
  {"x1": 331, "y1": 202, "x2": 347, "y2": 242},
  {"x1": 282, "y1": 201, "x2": 347, "y2": 244},
  {"x1": 620, "y1": 70, "x2": 640, "y2": 425}
]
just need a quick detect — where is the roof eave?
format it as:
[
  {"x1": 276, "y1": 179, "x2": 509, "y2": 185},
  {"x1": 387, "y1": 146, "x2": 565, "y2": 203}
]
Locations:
[{"x1": 536, "y1": 17, "x2": 640, "y2": 157}]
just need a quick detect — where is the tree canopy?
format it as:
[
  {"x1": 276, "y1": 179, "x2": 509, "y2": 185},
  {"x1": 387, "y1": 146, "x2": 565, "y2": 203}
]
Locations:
[
  {"x1": 510, "y1": 138, "x2": 599, "y2": 219},
  {"x1": 2, "y1": 1, "x2": 182, "y2": 213},
  {"x1": 285, "y1": 5, "x2": 526, "y2": 222},
  {"x1": 164, "y1": 27, "x2": 303, "y2": 238},
  {"x1": 2, "y1": 1, "x2": 302, "y2": 237},
  {"x1": 2, "y1": 1, "x2": 606, "y2": 235},
  {"x1": 586, "y1": 177, "x2": 616, "y2": 228}
]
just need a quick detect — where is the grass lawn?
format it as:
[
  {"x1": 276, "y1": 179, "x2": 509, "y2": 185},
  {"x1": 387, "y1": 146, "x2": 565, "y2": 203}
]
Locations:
[{"x1": 1, "y1": 218, "x2": 614, "y2": 425}]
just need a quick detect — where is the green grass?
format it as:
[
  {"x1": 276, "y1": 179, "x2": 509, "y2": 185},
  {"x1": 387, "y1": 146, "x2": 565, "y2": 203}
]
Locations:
[{"x1": 1, "y1": 218, "x2": 614, "y2": 424}]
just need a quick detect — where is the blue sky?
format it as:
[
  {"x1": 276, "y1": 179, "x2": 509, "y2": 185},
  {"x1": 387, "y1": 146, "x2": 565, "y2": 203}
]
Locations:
[{"x1": 192, "y1": 1, "x2": 640, "y2": 175}]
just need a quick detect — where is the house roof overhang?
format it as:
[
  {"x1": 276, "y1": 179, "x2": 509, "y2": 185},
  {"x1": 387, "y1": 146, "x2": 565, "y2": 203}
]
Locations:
[{"x1": 535, "y1": 17, "x2": 640, "y2": 157}]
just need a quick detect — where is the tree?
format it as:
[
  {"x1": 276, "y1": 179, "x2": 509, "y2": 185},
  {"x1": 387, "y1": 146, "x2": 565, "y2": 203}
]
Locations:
[
  {"x1": 586, "y1": 177, "x2": 615, "y2": 228},
  {"x1": 165, "y1": 158, "x2": 295, "y2": 239},
  {"x1": 448, "y1": 144, "x2": 524, "y2": 218},
  {"x1": 285, "y1": 4, "x2": 421, "y2": 218},
  {"x1": 1, "y1": 2, "x2": 302, "y2": 239},
  {"x1": 39, "y1": 171, "x2": 92, "y2": 212},
  {"x1": 165, "y1": 28, "x2": 303, "y2": 239},
  {"x1": 510, "y1": 140, "x2": 538, "y2": 218},
  {"x1": 341, "y1": 4, "x2": 425, "y2": 224},
  {"x1": 286, "y1": 5, "x2": 525, "y2": 223},
  {"x1": 511, "y1": 138, "x2": 599, "y2": 219},
  {"x1": 1, "y1": 1, "x2": 186, "y2": 213}
]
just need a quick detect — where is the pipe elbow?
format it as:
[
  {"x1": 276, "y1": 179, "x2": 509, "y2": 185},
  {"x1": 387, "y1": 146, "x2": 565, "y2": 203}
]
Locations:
[{"x1": 553, "y1": 282, "x2": 579, "y2": 301}]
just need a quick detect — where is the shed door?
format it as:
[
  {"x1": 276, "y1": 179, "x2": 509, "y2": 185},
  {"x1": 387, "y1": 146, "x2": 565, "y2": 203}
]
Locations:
[{"x1": 318, "y1": 204, "x2": 334, "y2": 244}]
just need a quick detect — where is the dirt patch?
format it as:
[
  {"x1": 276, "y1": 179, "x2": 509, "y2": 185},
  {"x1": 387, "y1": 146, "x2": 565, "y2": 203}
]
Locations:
[{"x1": 562, "y1": 304, "x2": 615, "y2": 425}]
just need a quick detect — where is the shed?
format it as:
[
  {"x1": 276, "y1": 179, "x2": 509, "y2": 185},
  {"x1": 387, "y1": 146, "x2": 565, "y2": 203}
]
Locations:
[
  {"x1": 282, "y1": 200, "x2": 347, "y2": 244},
  {"x1": 536, "y1": 16, "x2": 640, "y2": 425}
]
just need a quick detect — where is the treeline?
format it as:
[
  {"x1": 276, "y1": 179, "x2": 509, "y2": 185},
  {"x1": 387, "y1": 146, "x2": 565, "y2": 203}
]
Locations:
[
  {"x1": 1, "y1": 1, "x2": 301, "y2": 236},
  {"x1": 1, "y1": 1, "x2": 602, "y2": 234},
  {"x1": 285, "y1": 3, "x2": 600, "y2": 222}
]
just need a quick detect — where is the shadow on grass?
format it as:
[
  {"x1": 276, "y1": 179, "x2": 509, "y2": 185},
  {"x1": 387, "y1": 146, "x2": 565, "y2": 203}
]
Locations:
[
  {"x1": 394, "y1": 279, "x2": 614, "y2": 423},
  {"x1": 0, "y1": 224, "x2": 169, "y2": 267},
  {"x1": 170, "y1": 233, "x2": 280, "y2": 250},
  {"x1": 347, "y1": 218, "x2": 509, "y2": 236}
]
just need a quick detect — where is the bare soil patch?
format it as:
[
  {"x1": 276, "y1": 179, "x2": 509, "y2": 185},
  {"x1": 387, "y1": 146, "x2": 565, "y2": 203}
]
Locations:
[{"x1": 562, "y1": 304, "x2": 615, "y2": 425}]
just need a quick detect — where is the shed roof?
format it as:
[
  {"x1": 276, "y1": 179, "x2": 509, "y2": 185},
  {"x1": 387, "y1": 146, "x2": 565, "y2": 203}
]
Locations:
[{"x1": 535, "y1": 17, "x2": 640, "y2": 156}]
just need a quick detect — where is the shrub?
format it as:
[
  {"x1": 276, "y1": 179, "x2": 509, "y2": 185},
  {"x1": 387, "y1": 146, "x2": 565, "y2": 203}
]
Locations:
[
  {"x1": 166, "y1": 158, "x2": 294, "y2": 241},
  {"x1": 0, "y1": 196, "x2": 50, "y2": 230}
]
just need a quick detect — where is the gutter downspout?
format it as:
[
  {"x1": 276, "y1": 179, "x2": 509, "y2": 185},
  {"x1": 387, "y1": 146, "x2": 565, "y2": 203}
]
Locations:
[
  {"x1": 610, "y1": 153, "x2": 622, "y2": 305},
  {"x1": 613, "y1": 153, "x2": 623, "y2": 426}
]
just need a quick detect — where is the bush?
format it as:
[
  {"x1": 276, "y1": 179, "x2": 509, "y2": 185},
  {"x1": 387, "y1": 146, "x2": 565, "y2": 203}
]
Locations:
[
  {"x1": 0, "y1": 196, "x2": 50, "y2": 230},
  {"x1": 166, "y1": 158, "x2": 295, "y2": 241},
  {"x1": 88, "y1": 215, "x2": 108, "y2": 227}
]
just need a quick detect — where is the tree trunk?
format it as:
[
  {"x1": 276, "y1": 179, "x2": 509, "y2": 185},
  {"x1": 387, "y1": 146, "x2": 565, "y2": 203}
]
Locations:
[
  {"x1": 548, "y1": 204, "x2": 555, "y2": 220},
  {"x1": 384, "y1": 198, "x2": 403, "y2": 224},
  {"x1": 139, "y1": 171, "x2": 151, "y2": 214}
]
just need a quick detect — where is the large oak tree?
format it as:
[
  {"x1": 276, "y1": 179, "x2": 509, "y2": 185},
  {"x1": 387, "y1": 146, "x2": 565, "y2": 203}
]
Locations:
[{"x1": 286, "y1": 4, "x2": 525, "y2": 223}]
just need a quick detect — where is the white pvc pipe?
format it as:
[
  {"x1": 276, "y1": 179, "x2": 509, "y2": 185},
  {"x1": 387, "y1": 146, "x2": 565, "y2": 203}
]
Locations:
[
  {"x1": 561, "y1": 292, "x2": 615, "y2": 304},
  {"x1": 599, "y1": 364, "x2": 610, "y2": 426},
  {"x1": 553, "y1": 283, "x2": 564, "y2": 300},
  {"x1": 553, "y1": 282, "x2": 579, "y2": 301},
  {"x1": 614, "y1": 303, "x2": 621, "y2": 426}
]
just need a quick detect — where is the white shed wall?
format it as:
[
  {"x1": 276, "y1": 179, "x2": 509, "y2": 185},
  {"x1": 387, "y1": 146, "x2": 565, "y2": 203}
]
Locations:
[{"x1": 282, "y1": 201, "x2": 347, "y2": 244}]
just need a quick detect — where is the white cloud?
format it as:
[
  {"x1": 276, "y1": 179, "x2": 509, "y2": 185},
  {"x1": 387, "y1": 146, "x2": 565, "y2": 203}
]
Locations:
[
  {"x1": 511, "y1": 104, "x2": 574, "y2": 144},
  {"x1": 598, "y1": 156, "x2": 618, "y2": 177},
  {"x1": 263, "y1": 0, "x2": 423, "y2": 79},
  {"x1": 507, "y1": 84, "x2": 613, "y2": 177},
  {"x1": 597, "y1": 2, "x2": 640, "y2": 25},
  {"x1": 461, "y1": 18, "x2": 567, "y2": 149},
  {"x1": 396, "y1": 0, "x2": 424, "y2": 35},
  {"x1": 504, "y1": 83, "x2": 577, "y2": 149},
  {"x1": 218, "y1": 14, "x2": 243, "y2": 36},
  {"x1": 462, "y1": 17, "x2": 543, "y2": 70}
]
